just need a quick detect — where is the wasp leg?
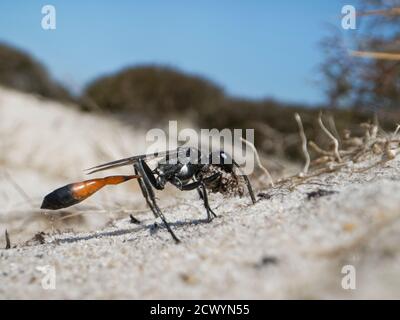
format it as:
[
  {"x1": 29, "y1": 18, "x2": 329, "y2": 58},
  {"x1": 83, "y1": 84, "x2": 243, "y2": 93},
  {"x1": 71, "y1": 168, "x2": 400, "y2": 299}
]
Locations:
[
  {"x1": 189, "y1": 172, "x2": 221, "y2": 195},
  {"x1": 242, "y1": 174, "x2": 256, "y2": 204},
  {"x1": 233, "y1": 161, "x2": 257, "y2": 204},
  {"x1": 178, "y1": 179, "x2": 217, "y2": 222},
  {"x1": 134, "y1": 163, "x2": 180, "y2": 243},
  {"x1": 134, "y1": 165, "x2": 157, "y2": 219},
  {"x1": 198, "y1": 182, "x2": 217, "y2": 221},
  {"x1": 139, "y1": 159, "x2": 164, "y2": 190},
  {"x1": 196, "y1": 188, "x2": 204, "y2": 200},
  {"x1": 202, "y1": 172, "x2": 222, "y2": 189}
]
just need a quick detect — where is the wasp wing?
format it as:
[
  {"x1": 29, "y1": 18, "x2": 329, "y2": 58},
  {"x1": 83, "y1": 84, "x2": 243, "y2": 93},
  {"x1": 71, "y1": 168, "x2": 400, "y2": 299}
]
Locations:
[{"x1": 85, "y1": 148, "x2": 189, "y2": 174}]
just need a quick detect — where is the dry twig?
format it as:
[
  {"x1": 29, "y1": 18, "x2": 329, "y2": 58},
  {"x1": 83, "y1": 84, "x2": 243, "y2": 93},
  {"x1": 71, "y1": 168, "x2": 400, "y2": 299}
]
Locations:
[
  {"x1": 240, "y1": 137, "x2": 274, "y2": 187},
  {"x1": 318, "y1": 112, "x2": 342, "y2": 162},
  {"x1": 294, "y1": 113, "x2": 310, "y2": 175},
  {"x1": 5, "y1": 229, "x2": 11, "y2": 249},
  {"x1": 351, "y1": 50, "x2": 400, "y2": 61}
]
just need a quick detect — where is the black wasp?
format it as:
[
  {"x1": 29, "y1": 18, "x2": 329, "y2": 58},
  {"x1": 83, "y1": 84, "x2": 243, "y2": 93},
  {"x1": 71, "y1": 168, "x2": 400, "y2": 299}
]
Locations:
[{"x1": 41, "y1": 147, "x2": 256, "y2": 243}]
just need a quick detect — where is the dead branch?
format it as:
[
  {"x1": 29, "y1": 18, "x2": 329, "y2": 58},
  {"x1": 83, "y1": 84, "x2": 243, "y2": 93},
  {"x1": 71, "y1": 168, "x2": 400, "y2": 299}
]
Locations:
[
  {"x1": 294, "y1": 113, "x2": 310, "y2": 175},
  {"x1": 351, "y1": 50, "x2": 400, "y2": 61},
  {"x1": 240, "y1": 137, "x2": 274, "y2": 187},
  {"x1": 309, "y1": 141, "x2": 332, "y2": 157},
  {"x1": 318, "y1": 112, "x2": 342, "y2": 162}
]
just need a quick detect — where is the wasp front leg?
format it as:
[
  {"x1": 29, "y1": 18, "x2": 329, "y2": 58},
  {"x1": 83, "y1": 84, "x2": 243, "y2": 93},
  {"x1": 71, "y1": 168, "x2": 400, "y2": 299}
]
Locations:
[
  {"x1": 177, "y1": 178, "x2": 217, "y2": 222},
  {"x1": 134, "y1": 162, "x2": 180, "y2": 243}
]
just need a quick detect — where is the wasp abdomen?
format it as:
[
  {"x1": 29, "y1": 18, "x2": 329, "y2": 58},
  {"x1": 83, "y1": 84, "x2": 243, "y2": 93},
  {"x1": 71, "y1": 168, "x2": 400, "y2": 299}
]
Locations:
[
  {"x1": 41, "y1": 184, "x2": 80, "y2": 210},
  {"x1": 41, "y1": 175, "x2": 139, "y2": 210}
]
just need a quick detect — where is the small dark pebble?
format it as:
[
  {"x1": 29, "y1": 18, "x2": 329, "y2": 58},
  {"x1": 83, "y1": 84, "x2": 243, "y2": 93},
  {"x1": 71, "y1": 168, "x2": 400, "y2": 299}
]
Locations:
[
  {"x1": 257, "y1": 193, "x2": 272, "y2": 200},
  {"x1": 306, "y1": 189, "x2": 337, "y2": 200},
  {"x1": 149, "y1": 222, "x2": 160, "y2": 235},
  {"x1": 33, "y1": 232, "x2": 46, "y2": 244},
  {"x1": 129, "y1": 214, "x2": 141, "y2": 224},
  {"x1": 255, "y1": 255, "x2": 278, "y2": 268}
]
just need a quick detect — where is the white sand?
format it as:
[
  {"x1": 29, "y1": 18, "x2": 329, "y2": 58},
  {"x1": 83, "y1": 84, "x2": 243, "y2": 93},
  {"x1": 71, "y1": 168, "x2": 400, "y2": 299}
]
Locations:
[{"x1": 1, "y1": 87, "x2": 400, "y2": 299}]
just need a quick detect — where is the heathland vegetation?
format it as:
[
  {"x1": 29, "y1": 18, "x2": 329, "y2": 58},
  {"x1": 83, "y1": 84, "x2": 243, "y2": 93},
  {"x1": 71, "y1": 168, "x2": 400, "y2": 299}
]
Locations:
[{"x1": 0, "y1": 1, "x2": 398, "y2": 160}]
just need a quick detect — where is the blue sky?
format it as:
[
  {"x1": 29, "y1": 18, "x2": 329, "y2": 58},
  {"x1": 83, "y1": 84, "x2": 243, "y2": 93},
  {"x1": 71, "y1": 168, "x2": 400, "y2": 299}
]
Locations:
[{"x1": 0, "y1": 0, "x2": 351, "y2": 105}]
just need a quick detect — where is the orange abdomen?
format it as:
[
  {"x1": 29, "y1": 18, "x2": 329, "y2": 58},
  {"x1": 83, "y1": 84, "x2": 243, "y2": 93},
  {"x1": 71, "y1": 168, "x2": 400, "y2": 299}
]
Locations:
[{"x1": 41, "y1": 175, "x2": 139, "y2": 210}]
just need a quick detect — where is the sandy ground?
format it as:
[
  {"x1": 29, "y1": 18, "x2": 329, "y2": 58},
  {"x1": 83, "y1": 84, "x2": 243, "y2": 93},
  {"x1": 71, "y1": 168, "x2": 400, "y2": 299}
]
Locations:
[{"x1": 1, "y1": 87, "x2": 400, "y2": 299}]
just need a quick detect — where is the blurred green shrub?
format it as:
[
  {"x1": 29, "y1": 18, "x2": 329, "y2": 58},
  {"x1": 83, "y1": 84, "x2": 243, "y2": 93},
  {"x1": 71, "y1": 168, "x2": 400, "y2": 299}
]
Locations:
[
  {"x1": 82, "y1": 63, "x2": 396, "y2": 160},
  {"x1": 319, "y1": 0, "x2": 400, "y2": 109},
  {"x1": 83, "y1": 65, "x2": 224, "y2": 121},
  {"x1": 1, "y1": 42, "x2": 396, "y2": 162},
  {"x1": 199, "y1": 98, "x2": 379, "y2": 160},
  {"x1": 0, "y1": 43, "x2": 73, "y2": 102}
]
